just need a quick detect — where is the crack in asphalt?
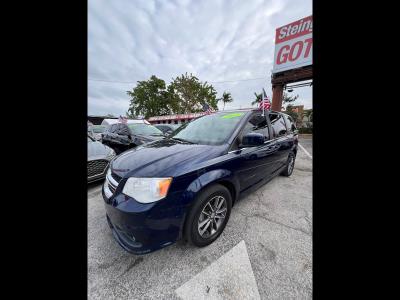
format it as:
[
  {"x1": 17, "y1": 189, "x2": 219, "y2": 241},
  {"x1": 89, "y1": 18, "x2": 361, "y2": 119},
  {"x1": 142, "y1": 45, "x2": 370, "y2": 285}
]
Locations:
[
  {"x1": 236, "y1": 210, "x2": 311, "y2": 236},
  {"x1": 120, "y1": 257, "x2": 144, "y2": 277}
]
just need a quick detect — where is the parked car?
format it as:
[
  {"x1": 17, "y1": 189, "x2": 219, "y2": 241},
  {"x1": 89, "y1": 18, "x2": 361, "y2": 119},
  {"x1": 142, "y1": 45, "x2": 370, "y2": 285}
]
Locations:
[
  {"x1": 102, "y1": 109, "x2": 298, "y2": 254},
  {"x1": 89, "y1": 125, "x2": 107, "y2": 141},
  {"x1": 154, "y1": 124, "x2": 180, "y2": 135},
  {"x1": 88, "y1": 135, "x2": 116, "y2": 183},
  {"x1": 101, "y1": 122, "x2": 165, "y2": 154}
]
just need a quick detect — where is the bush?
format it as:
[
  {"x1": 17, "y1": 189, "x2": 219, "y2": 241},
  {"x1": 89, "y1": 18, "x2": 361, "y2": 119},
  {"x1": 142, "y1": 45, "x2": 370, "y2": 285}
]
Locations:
[{"x1": 298, "y1": 127, "x2": 313, "y2": 134}]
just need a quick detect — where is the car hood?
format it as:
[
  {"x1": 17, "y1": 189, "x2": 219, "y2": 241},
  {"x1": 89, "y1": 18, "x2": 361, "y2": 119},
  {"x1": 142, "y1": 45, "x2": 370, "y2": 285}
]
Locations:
[
  {"x1": 88, "y1": 141, "x2": 111, "y2": 160},
  {"x1": 111, "y1": 138, "x2": 227, "y2": 178}
]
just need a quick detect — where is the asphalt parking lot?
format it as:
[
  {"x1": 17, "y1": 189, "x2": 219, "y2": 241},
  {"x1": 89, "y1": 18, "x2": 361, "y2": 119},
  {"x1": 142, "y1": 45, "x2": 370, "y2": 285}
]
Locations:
[{"x1": 88, "y1": 136, "x2": 312, "y2": 299}]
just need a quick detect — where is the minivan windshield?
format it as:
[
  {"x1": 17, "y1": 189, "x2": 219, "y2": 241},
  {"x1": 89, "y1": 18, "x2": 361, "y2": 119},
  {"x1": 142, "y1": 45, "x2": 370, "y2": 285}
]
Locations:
[
  {"x1": 128, "y1": 124, "x2": 164, "y2": 136},
  {"x1": 92, "y1": 125, "x2": 106, "y2": 133},
  {"x1": 170, "y1": 111, "x2": 247, "y2": 145}
]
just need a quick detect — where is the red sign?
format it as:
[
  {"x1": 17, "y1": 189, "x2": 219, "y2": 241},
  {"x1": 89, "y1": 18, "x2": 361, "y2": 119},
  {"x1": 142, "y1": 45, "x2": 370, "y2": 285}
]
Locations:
[{"x1": 273, "y1": 16, "x2": 312, "y2": 74}]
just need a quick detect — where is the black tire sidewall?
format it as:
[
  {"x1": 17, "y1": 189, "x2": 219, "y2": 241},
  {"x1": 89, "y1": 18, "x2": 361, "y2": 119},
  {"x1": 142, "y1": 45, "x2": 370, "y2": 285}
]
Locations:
[{"x1": 185, "y1": 184, "x2": 232, "y2": 247}]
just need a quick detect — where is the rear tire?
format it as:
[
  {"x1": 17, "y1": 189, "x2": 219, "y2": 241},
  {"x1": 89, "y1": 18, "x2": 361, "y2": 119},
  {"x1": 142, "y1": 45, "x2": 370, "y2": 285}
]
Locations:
[
  {"x1": 281, "y1": 152, "x2": 295, "y2": 177},
  {"x1": 185, "y1": 184, "x2": 232, "y2": 247}
]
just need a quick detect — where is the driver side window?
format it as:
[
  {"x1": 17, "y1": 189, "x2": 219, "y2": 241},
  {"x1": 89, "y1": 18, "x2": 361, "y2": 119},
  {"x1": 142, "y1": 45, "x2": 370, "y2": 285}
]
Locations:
[
  {"x1": 241, "y1": 113, "x2": 270, "y2": 141},
  {"x1": 230, "y1": 113, "x2": 270, "y2": 151}
]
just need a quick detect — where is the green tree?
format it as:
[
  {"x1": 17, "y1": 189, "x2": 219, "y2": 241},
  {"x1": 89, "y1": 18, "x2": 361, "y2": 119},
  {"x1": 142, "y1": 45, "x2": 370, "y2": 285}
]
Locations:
[
  {"x1": 304, "y1": 109, "x2": 313, "y2": 122},
  {"x1": 126, "y1": 75, "x2": 173, "y2": 119},
  {"x1": 283, "y1": 92, "x2": 300, "y2": 121},
  {"x1": 251, "y1": 93, "x2": 262, "y2": 106},
  {"x1": 218, "y1": 91, "x2": 233, "y2": 110},
  {"x1": 168, "y1": 72, "x2": 218, "y2": 113},
  {"x1": 285, "y1": 104, "x2": 299, "y2": 123}
]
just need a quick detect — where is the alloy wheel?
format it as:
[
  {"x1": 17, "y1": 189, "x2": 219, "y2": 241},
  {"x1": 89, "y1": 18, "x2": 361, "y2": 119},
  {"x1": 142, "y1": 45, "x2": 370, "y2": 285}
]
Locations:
[
  {"x1": 197, "y1": 195, "x2": 227, "y2": 238},
  {"x1": 288, "y1": 155, "x2": 295, "y2": 174}
]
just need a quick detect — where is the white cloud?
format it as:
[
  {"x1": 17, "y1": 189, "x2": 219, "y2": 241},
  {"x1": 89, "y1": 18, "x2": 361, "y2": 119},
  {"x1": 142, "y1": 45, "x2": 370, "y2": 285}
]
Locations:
[{"x1": 88, "y1": 0, "x2": 312, "y2": 115}]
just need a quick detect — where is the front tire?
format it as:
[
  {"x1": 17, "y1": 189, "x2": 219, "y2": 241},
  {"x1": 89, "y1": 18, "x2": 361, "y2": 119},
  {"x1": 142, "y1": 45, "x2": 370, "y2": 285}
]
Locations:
[
  {"x1": 185, "y1": 184, "x2": 232, "y2": 247},
  {"x1": 281, "y1": 152, "x2": 295, "y2": 177}
]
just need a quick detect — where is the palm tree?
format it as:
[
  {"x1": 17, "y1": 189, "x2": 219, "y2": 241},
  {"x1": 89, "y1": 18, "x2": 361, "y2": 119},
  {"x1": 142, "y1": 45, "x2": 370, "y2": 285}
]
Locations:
[
  {"x1": 218, "y1": 91, "x2": 233, "y2": 110},
  {"x1": 251, "y1": 93, "x2": 262, "y2": 106}
]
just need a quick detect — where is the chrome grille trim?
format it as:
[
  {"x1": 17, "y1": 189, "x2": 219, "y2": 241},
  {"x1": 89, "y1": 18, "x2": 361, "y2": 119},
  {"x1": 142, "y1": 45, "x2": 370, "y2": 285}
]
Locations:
[
  {"x1": 88, "y1": 160, "x2": 109, "y2": 179},
  {"x1": 103, "y1": 180, "x2": 113, "y2": 199},
  {"x1": 106, "y1": 171, "x2": 118, "y2": 187}
]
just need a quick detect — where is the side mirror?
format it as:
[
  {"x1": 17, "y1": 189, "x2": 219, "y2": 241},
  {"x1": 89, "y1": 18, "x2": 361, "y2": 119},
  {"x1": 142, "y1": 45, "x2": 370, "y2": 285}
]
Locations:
[{"x1": 241, "y1": 132, "x2": 264, "y2": 147}]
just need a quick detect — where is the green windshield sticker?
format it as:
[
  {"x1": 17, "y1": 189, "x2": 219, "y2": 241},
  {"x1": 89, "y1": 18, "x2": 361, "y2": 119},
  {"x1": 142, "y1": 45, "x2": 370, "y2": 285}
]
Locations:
[{"x1": 221, "y1": 113, "x2": 244, "y2": 119}]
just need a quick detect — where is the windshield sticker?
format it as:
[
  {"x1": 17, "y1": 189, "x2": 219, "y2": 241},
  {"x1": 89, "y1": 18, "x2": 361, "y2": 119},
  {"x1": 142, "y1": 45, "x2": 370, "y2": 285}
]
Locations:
[{"x1": 221, "y1": 113, "x2": 244, "y2": 119}]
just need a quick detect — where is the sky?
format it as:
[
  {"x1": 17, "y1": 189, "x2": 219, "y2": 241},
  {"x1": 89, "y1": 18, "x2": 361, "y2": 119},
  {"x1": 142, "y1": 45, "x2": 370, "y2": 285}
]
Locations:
[{"x1": 88, "y1": 0, "x2": 312, "y2": 116}]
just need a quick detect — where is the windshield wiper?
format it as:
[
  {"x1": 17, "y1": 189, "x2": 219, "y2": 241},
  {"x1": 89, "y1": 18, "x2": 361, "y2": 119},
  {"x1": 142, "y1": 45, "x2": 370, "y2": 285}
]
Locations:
[{"x1": 171, "y1": 137, "x2": 195, "y2": 144}]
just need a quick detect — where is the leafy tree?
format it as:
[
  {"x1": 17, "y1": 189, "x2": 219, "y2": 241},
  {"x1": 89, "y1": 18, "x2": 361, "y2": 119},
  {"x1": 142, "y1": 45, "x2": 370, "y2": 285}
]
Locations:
[
  {"x1": 251, "y1": 93, "x2": 263, "y2": 106},
  {"x1": 304, "y1": 109, "x2": 313, "y2": 122},
  {"x1": 126, "y1": 75, "x2": 172, "y2": 119},
  {"x1": 285, "y1": 104, "x2": 299, "y2": 123},
  {"x1": 168, "y1": 72, "x2": 218, "y2": 113},
  {"x1": 283, "y1": 93, "x2": 300, "y2": 121},
  {"x1": 218, "y1": 91, "x2": 233, "y2": 110},
  {"x1": 283, "y1": 92, "x2": 299, "y2": 104}
]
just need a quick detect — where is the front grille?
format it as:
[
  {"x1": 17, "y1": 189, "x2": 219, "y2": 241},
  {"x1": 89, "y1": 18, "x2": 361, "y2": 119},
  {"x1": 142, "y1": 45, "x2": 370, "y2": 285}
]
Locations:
[{"x1": 88, "y1": 159, "x2": 108, "y2": 178}]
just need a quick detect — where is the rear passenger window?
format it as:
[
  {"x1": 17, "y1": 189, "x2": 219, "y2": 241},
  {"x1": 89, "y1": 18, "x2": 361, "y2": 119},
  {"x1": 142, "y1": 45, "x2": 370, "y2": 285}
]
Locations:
[{"x1": 269, "y1": 113, "x2": 287, "y2": 138}]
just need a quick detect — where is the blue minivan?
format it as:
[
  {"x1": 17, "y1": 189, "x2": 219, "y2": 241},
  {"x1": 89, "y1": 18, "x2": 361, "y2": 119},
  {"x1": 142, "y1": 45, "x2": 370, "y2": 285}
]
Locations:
[{"x1": 102, "y1": 109, "x2": 298, "y2": 254}]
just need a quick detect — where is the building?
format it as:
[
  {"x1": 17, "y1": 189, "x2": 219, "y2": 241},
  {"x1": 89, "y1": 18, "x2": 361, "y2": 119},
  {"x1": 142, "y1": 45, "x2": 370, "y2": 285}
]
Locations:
[{"x1": 148, "y1": 112, "x2": 208, "y2": 125}]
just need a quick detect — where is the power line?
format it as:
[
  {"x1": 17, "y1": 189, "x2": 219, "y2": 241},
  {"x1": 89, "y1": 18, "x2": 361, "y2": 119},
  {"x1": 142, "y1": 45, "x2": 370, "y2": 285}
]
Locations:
[{"x1": 88, "y1": 76, "x2": 267, "y2": 84}]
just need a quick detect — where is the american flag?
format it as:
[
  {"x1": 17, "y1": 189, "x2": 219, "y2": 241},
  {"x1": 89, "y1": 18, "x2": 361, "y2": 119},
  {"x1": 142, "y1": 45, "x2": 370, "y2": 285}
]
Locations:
[
  {"x1": 118, "y1": 115, "x2": 128, "y2": 124},
  {"x1": 202, "y1": 103, "x2": 213, "y2": 114},
  {"x1": 259, "y1": 88, "x2": 271, "y2": 111}
]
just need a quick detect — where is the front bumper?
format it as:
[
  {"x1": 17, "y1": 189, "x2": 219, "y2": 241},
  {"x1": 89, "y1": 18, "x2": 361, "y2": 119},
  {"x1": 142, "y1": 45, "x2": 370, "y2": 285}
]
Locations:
[{"x1": 102, "y1": 176, "x2": 187, "y2": 254}]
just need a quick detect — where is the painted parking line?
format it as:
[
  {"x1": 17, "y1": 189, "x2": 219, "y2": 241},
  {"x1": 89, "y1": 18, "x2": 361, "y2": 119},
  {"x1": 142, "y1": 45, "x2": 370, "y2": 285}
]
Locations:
[
  {"x1": 298, "y1": 143, "x2": 312, "y2": 159},
  {"x1": 175, "y1": 240, "x2": 260, "y2": 300}
]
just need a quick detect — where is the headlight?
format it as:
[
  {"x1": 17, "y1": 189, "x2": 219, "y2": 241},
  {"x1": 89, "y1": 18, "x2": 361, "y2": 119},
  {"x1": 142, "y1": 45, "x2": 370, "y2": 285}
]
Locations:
[
  {"x1": 122, "y1": 177, "x2": 172, "y2": 203},
  {"x1": 106, "y1": 149, "x2": 116, "y2": 160}
]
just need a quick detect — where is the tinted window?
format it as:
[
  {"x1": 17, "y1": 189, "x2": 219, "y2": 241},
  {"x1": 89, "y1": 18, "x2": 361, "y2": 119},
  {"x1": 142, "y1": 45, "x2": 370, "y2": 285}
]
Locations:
[
  {"x1": 241, "y1": 113, "x2": 270, "y2": 141},
  {"x1": 283, "y1": 114, "x2": 297, "y2": 133},
  {"x1": 171, "y1": 111, "x2": 246, "y2": 145},
  {"x1": 269, "y1": 113, "x2": 287, "y2": 137}
]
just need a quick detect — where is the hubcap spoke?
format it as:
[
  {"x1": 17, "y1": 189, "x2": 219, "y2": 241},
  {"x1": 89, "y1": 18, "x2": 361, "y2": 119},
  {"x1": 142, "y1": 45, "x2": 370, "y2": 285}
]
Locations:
[
  {"x1": 202, "y1": 211, "x2": 211, "y2": 217},
  {"x1": 216, "y1": 197, "x2": 224, "y2": 210},
  {"x1": 216, "y1": 207, "x2": 227, "y2": 214},
  {"x1": 199, "y1": 218, "x2": 210, "y2": 228},
  {"x1": 199, "y1": 220, "x2": 211, "y2": 236}
]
